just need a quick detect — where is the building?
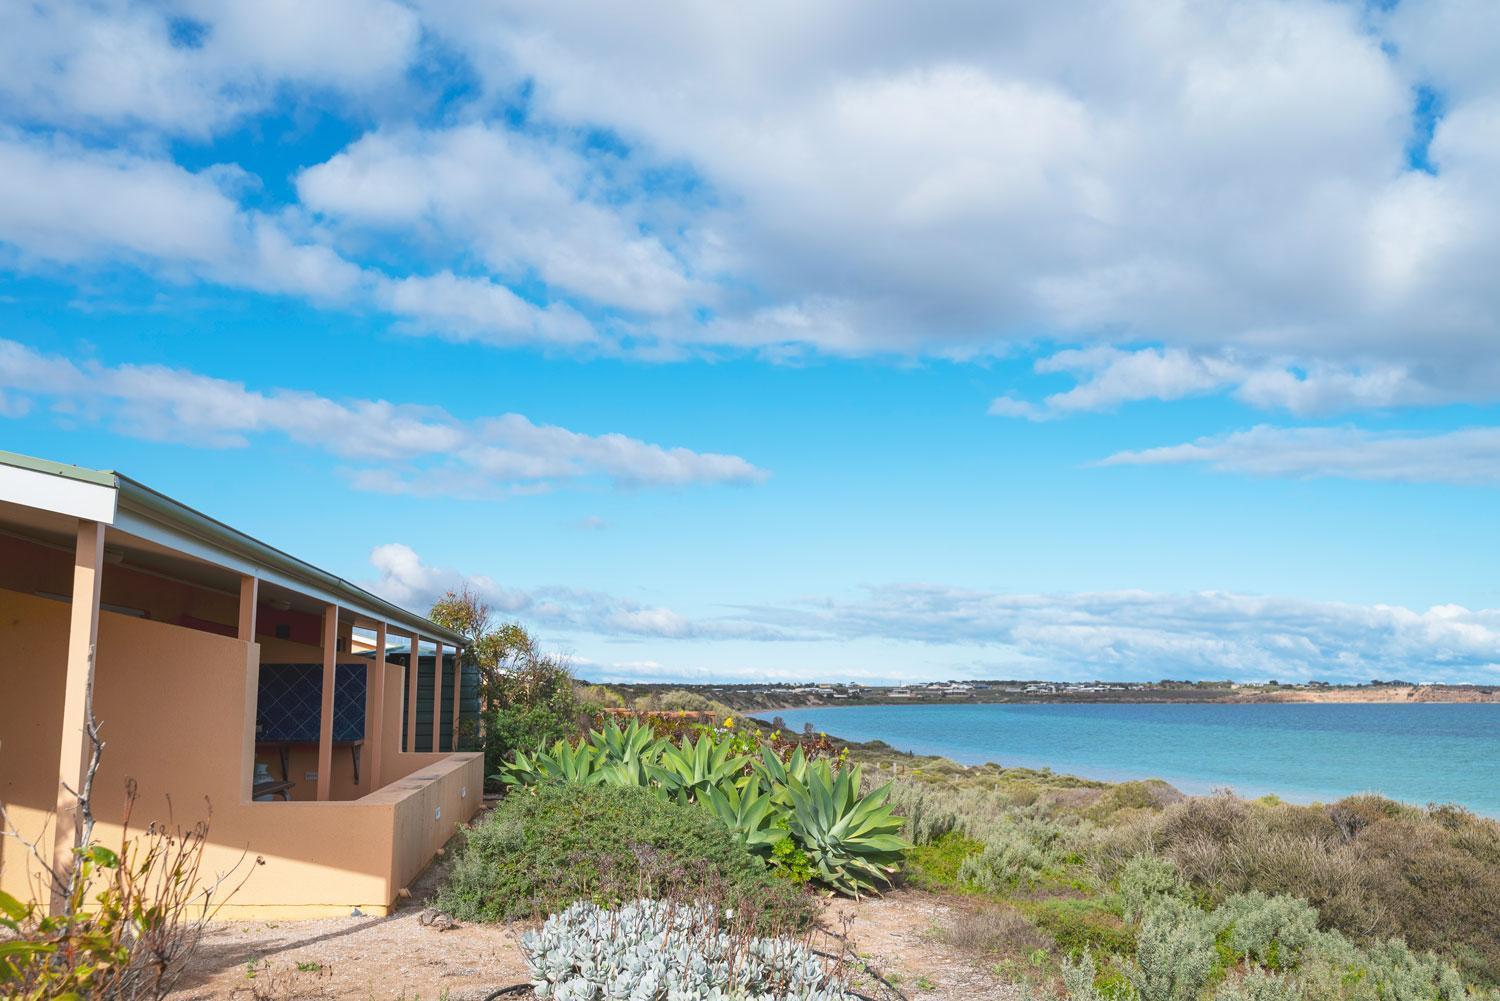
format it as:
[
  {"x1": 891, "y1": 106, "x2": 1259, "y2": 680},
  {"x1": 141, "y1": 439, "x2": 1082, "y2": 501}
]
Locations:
[{"x1": 0, "y1": 451, "x2": 484, "y2": 917}]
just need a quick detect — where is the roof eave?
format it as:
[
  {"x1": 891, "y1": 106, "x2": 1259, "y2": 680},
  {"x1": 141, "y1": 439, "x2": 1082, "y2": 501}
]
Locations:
[{"x1": 111, "y1": 474, "x2": 466, "y2": 647}]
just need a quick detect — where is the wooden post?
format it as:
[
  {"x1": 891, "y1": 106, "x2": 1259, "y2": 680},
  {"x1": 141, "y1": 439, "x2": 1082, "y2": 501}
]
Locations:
[
  {"x1": 405, "y1": 635, "x2": 420, "y2": 753},
  {"x1": 431, "y1": 641, "x2": 444, "y2": 752},
  {"x1": 237, "y1": 575, "x2": 258, "y2": 641},
  {"x1": 369, "y1": 621, "x2": 388, "y2": 790},
  {"x1": 451, "y1": 645, "x2": 463, "y2": 751},
  {"x1": 51, "y1": 519, "x2": 105, "y2": 914},
  {"x1": 316, "y1": 604, "x2": 338, "y2": 801}
]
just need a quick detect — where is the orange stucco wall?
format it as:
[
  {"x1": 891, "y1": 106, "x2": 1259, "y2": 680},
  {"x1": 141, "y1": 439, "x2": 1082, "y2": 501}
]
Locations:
[{"x1": 0, "y1": 585, "x2": 483, "y2": 916}]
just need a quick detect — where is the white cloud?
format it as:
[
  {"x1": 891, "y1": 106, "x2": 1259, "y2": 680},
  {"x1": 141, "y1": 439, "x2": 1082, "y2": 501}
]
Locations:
[
  {"x1": 988, "y1": 346, "x2": 1445, "y2": 420},
  {"x1": 404, "y1": 0, "x2": 1500, "y2": 380},
  {"x1": 743, "y1": 585, "x2": 1500, "y2": 681},
  {"x1": 298, "y1": 125, "x2": 699, "y2": 315},
  {"x1": 364, "y1": 544, "x2": 793, "y2": 640},
  {"x1": 0, "y1": 339, "x2": 767, "y2": 494},
  {"x1": 373, "y1": 272, "x2": 599, "y2": 348},
  {"x1": 1101, "y1": 424, "x2": 1500, "y2": 486},
  {"x1": 0, "y1": 133, "x2": 612, "y2": 349},
  {"x1": 358, "y1": 544, "x2": 1500, "y2": 683},
  {"x1": 6, "y1": 1, "x2": 1500, "y2": 402},
  {"x1": 0, "y1": 0, "x2": 419, "y2": 136}
]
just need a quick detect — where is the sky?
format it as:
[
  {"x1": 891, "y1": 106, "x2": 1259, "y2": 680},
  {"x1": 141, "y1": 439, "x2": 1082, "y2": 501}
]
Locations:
[{"x1": 3, "y1": 0, "x2": 1500, "y2": 685}]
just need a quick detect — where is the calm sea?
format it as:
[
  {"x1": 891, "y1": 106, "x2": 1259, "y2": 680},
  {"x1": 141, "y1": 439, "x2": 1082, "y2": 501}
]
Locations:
[{"x1": 753, "y1": 703, "x2": 1500, "y2": 815}]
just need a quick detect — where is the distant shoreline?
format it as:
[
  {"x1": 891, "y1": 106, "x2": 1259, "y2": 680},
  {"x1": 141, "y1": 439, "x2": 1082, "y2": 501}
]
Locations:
[
  {"x1": 739, "y1": 684, "x2": 1500, "y2": 715},
  {"x1": 602, "y1": 680, "x2": 1500, "y2": 715}
]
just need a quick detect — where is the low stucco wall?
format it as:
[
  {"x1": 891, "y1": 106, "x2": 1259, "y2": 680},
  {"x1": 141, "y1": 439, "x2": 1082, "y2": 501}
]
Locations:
[
  {"x1": 364, "y1": 751, "x2": 485, "y2": 899},
  {"x1": 0, "y1": 587, "x2": 483, "y2": 917}
]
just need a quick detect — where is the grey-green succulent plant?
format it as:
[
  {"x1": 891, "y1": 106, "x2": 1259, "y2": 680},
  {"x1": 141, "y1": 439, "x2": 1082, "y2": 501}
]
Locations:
[{"x1": 522, "y1": 898, "x2": 852, "y2": 1000}]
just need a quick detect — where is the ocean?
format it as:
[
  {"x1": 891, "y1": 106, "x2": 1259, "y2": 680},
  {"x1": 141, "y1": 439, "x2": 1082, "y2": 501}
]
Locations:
[{"x1": 753, "y1": 702, "x2": 1500, "y2": 815}]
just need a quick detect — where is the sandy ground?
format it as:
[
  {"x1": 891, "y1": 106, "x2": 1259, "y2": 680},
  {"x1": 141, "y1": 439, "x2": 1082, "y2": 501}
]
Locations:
[
  {"x1": 1237, "y1": 684, "x2": 1500, "y2": 703},
  {"x1": 169, "y1": 852, "x2": 532, "y2": 1001},
  {"x1": 824, "y1": 893, "x2": 1023, "y2": 1001},
  {"x1": 170, "y1": 835, "x2": 1018, "y2": 1001}
]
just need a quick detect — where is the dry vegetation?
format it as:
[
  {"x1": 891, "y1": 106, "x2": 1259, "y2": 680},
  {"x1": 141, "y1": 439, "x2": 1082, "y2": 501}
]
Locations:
[{"x1": 845, "y1": 732, "x2": 1500, "y2": 999}]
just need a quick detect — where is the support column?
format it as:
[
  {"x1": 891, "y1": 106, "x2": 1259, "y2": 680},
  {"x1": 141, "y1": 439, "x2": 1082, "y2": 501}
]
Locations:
[
  {"x1": 431, "y1": 641, "x2": 444, "y2": 752},
  {"x1": 51, "y1": 519, "x2": 105, "y2": 914},
  {"x1": 369, "y1": 621, "x2": 388, "y2": 790},
  {"x1": 451, "y1": 645, "x2": 463, "y2": 751},
  {"x1": 405, "y1": 635, "x2": 420, "y2": 753},
  {"x1": 316, "y1": 604, "x2": 338, "y2": 801},
  {"x1": 237, "y1": 575, "x2": 258, "y2": 641}
]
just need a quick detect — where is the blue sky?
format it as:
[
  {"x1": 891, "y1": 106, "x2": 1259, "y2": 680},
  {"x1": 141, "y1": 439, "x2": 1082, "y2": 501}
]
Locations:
[{"x1": 3, "y1": 0, "x2": 1500, "y2": 684}]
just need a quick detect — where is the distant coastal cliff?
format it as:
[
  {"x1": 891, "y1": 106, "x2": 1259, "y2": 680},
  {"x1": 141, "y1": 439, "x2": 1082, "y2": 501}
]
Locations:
[{"x1": 597, "y1": 679, "x2": 1500, "y2": 712}]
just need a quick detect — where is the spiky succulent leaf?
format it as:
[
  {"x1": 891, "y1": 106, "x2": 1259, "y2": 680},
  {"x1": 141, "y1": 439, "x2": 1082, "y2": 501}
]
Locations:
[{"x1": 784, "y1": 762, "x2": 909, "y2": 897}]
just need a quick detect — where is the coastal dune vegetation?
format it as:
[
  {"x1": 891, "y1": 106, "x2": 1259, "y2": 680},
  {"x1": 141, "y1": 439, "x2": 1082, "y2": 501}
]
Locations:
[{"x1": 867, "y1": 741, "x2": 1500, "y2": 1000}]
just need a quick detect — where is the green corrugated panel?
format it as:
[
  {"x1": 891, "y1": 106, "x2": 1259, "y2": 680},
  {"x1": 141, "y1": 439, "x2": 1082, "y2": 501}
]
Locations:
[{"x1": 396, "y1": 652, "x2": 481, "y2": 753}]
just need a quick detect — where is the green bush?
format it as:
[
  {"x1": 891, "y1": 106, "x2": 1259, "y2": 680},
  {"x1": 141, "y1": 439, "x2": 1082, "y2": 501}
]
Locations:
[
  {"x1": 958, "y1": 813, "x2": 1078, "y2": 893},
  {"x1": 1213, "y1": 967, "x2": 1301, "y2": 1001},
  {"x1": 483, "y1": 660, "x2": 582, "y2": 783},
  {"x1": 885, "y1": 779, "x2": 960, "y2": 845},
  {"x1": 959, "y1": 832, "x2": 1051, "y2": 893},
  {"x1": 496, "y1": 722, "x2": 911, "y2": 897},
  {"x1": 1118, "y1": 854, "x2": 1187, "y2": 921},
  {"x1": 906, "y1": 831, "x2": 985, "y2": 889},
  {"x1": 1029, "y1": 898, "x2": 1137, "y2": 958},
  {"x1": 1212, "y1": 892, "x2": 1319, "y2": 969},
  {"x1": 1126, "y1": 903, "x2": 1217, "y2": 1001},
  {"x1": 436, "y1": 784, "x2": 813, "y2": 930}
]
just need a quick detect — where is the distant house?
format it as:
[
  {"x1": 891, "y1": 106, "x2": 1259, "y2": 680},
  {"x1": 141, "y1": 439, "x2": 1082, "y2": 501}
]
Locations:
[{"x1": 0, "y1": 451, "x2": 483, "y2": 917}]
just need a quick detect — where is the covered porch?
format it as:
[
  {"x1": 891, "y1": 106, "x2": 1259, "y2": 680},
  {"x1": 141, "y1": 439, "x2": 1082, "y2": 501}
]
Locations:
[{"x1": 0, "y1": 451, "x2": 485, "y2": 917}]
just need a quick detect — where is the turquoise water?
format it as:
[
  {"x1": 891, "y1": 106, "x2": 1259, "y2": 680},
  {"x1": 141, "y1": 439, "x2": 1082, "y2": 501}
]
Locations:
[{"x1": 754, "y1": 703, "x2": 1500, "y2": 815}]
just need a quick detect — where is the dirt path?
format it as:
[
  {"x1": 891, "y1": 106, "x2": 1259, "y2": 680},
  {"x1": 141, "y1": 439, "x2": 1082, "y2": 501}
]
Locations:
[
  {"x1": 173, "y1": 874, "x2": 1018, "y2": 1000},
  {"x1": 170, "y1": 852, "x2": 532, "y2": 1001}
]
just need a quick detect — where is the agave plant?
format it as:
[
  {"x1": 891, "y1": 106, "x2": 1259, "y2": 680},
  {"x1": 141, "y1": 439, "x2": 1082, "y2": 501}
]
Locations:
[
  {"x1": 783, "y1": 761, "x2": 909, "y2": 897},
  {"x1": 649, "y1": 733, "x2": 751, "y2": 804},
  {"x1": 585, "y1": 719, "x2": 668, "y2": 787},
  {"x1": 754, "y1": 745, "x2": 814, "y2": 804},
  {"x1": 701, "y1": 775, "x2": 788, "y2": 852},
  {"x1": 496, "y1": 739, "x2": 605, "y2": 789}
]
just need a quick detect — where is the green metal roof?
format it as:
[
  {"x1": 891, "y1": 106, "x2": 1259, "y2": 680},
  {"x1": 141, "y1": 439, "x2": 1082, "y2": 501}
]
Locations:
[{"x1": 0, "y1": 449, "x2": 117, "y2": 487}]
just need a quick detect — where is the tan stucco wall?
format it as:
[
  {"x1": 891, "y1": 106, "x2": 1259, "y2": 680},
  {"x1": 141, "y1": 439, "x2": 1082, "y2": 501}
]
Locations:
[
  {"x1": 0, "y1": 585, "x2": 70, "y2": 904},
  {"x1": 0, "y1": 586, "x2": 483, "y2": 916}
]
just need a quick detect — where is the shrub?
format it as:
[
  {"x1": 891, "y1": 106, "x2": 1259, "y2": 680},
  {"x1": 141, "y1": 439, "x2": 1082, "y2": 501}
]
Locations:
[
  {"x1": 1126, "y1": 903, "x2": 1217, "y2": 1001},
  {"x1": 436, "y1": 784, "x2": 812, "y2": 929},
  {"x1": 958, "y1": 813, "x2": 1077, "y2": 893},
  {"x1": 522, "y1": 898, "x2": 851, "y2": 1000},
  {"x1": 885, "y1": 779, "x2": 960, "y2": 845},
  {"x1": 958, "y1": 832, "x2": 1051, "y2": 893},
  {"x1": 1212, "y1": 892, "x2": 1319, "y2": 969},
  {"x1": 1296, "y1": 936, "x2": 1472, "y2": 1001},
  {"x1": 936, "y1": 905, "x2": 1053, "y2": 958},
  {"x1": 1062, "y1": 949, "x2": 1113, "y2": 1001},
  {"x1": 1140, "y1": 793, "x2": 1500, "y2": 983},
  {"x1": 1213, "y1": 967, "x2": 1301, "y2": 1001},
  {"x1": 485, "y1": 656, "x2": 583, "y2": 782},
  {"x1": 1030, "y1": 898, "x2": 1137, "y2": 958},
  {"x1": 0, "y1": 800, "x2": 251, "y2": 1001},
  {"x1": 1118, "y1": 854, "x2": 1187, "y2": 922},
  {"x1": 496, "y1": 722, "x2": 911, "y2": 898}
]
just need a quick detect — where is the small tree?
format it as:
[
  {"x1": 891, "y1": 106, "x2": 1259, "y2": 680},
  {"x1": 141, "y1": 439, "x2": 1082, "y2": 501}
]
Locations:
[{"x1": 428, "y1": 587, "x2": 581, "y2": 780}]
